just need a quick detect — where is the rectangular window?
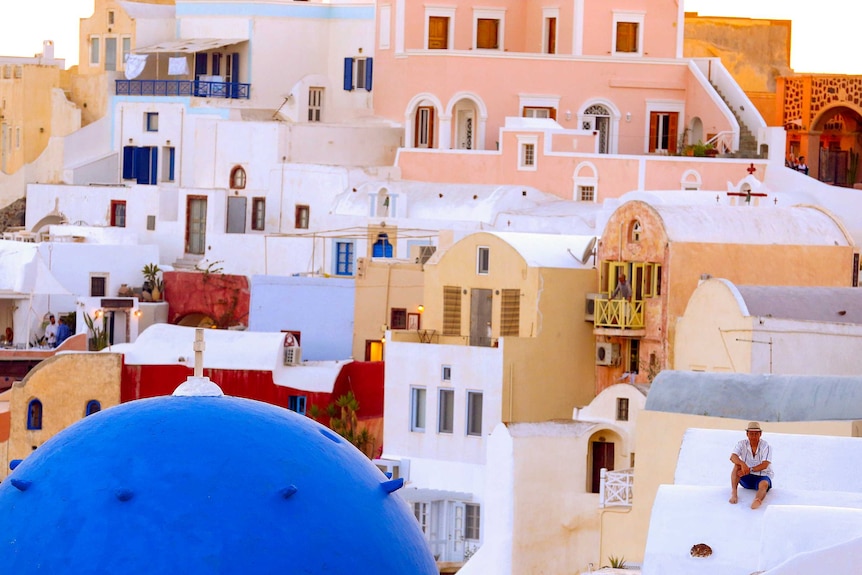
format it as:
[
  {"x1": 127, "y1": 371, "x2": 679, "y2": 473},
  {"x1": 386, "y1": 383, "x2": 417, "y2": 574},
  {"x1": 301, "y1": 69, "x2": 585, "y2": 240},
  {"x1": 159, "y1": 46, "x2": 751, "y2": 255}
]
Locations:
[
  {"x1": 295, "y1": 205, "x2": 310, "y2": 229},
  {"x1": 288, "y1": 395, "x2": 307, "y2": 415},
  {"x1": 438, "y1": 389, "x2": 454, "y2": 433},
  {"x1": 410, "y1": 387, "x2": 426, "y2": 432},
  {"x1": 308, "y1": 87, "x2": 323, "y2": 122},
  {"x1": 107, "y1": 10, "x2": 115, "y2": 25},
  {"x1": 335, "y1": 241, "x2": 354, "y2": 276},
  {"x1": 523, "y1": 107, "x2": 554, "y2": 119},
  {"x1": 252, "y1": 198, "x2": 266, "y2": 231},
  {"x1": 578, "y1": 186, "x2": 595, "y2": 202},
  {"x1": 628, "y1": 339, "x2": 640, "y2": 374},
  {"x1": 390, "y1": 308, "x2": 407, "y2": 330},
  {"x1": 355, "y1": 58, "x2": 368, "y2": 90},
  {"x1": 649, "y1": 112, "x2": 678, "y2": 154},
  {"x1": 477, "y1": 247, "x2": 490, "y2": 275},
  {"x1": 428, "y1": 16, "x2": 449, "y2": 49},
  {"x1": 343, "y1": 58, "x2": 373, "y2": 91},
  {"x1": 145, "y1": 112, "x2": 159, "y2": 132},
  {"x1": 110, "y1": 200, "x2": 126, "y2": 227},
  {"x1": 522, "y1": 143, "x2": 535, "y2": 167},
  {"x1": 122, "y1": 37, "x2": 131, "y2": 65},
  {"x1": 616, "y1": 397, "x2": 630, "y2": 421},
  {"x1": 443, "y1": 285, "x2": 462, "y2": 336},
  {"x1": 415, "y1": 106, "x2": 434, "y2": 148},
  {"x1": 162, "y1": 146, "x2": 175, "y2": 182},
  {"x1": 466, "y1": 391, "x2": 483, "y2": 436},
  {"x1": 616, "y1": 22, "x2": 638, "y2": 53},
  {"x1": 476, "y1": 18, "x2": 500, "y2": 49},
  {"x1": 545, "y1": 17, "x2": 557, "y2": 54},
  {"x1": 500, "y1": 289, "x2": 520, "y2": 336},
  {"x1": 90, "y1": 275, "x2": 107, "y2": 297},
  {"x1": 465, "y1": 503, "x2": 481, "y2": 540},
  {"x1": 441, "y1": 365, "x2": 452, "y2": 382},
  {"x1": 226, "y1": 196, "x2": 247, "y2": 234},
  {"x1": 105, "y1": 37, "x2": 117, "y2": 72},
  {"x1": 89, "y1": 37, "x2": 100, "y2": 66},
  {"x1": 147, "y1": 215, "x2": 156, "y2": 231}
]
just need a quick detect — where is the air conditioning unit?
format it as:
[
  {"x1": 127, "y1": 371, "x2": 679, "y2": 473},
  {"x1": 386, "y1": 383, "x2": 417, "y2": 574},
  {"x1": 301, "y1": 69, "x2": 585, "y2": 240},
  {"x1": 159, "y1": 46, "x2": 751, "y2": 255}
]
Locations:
[
  {"x1": 596, "y1": 342, "x2": 620, "y2": 366},
  {"x1": 283, "y1": 346, "x2": 302, "y2": 366},
  {"x1": 585, "y1": 292, "x2": 601, "y2": 322}
]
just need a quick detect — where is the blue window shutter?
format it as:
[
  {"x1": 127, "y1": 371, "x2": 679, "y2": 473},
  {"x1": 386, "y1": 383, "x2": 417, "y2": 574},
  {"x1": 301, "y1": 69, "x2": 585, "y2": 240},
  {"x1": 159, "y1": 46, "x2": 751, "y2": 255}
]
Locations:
[
  {"x1": 122, "y1": 146, "x2": 135, "y2": 179},
  {"x1": 364, "y1": 57, "x2": 373, "y2": 91},
  {"x1": 343, "y1": 57, "x2": 354, "y2": 91},
  {"x1": 135, "y1": 147, "x2": 150, "y2": 184},
  {"x1": 168, "y1": 147, "x2": 176, "y2": 181},
  {"x1": 150, "y1": 147, "x2": 158, "y2": 184}
]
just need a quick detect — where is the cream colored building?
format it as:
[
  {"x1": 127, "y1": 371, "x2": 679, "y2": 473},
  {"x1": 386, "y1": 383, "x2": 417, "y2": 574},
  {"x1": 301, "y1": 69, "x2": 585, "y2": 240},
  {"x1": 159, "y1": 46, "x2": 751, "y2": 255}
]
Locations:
[
  {"x1": 600, "y1": 370, "x2": 862, "y2": 566},
  {"x1": 592, "y1": 200, "x2": 857, "y2": 392},
  {"x1": 383, "y1": 230, "x2": 597, "y2": 564},
  {"x1": 675, "y1": 278, "x2": 862, "y2": 375},
  {"x1": 4, "y1": 352, "x2": 122, "y2": 479}
]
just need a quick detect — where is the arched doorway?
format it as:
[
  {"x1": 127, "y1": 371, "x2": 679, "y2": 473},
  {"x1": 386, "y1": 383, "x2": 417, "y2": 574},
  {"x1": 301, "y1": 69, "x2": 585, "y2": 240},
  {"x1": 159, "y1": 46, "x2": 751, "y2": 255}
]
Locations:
[
  {"x1": 812, "y1": 106, "x2": 862, "y2": 186},
  {"x1": 583, "y1": 104, "x2": 613, "y2": 154},
  {"x1": 587, "y1": 428, "x2": 622, "y2": 493},
  {"x1": 689, "y1": 116, "x2": 704, "y2": 145}
]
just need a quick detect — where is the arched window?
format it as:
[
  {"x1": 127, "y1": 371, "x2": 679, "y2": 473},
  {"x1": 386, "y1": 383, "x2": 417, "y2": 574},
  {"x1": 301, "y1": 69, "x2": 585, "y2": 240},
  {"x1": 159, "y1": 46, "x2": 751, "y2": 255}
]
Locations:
[
  {"x1": 372, "y1": 233, "x2": 394, "y2": 258},
  {"x1": 229, "y1": 166, "x2": 247, "y2": 189},
  {"x1": 628, "y1": 219, "x2": 642, "y2": 243},
  {"x1": 27, "y1": 399, "x2": 43, "y2": 430},
  {"x1": 85, "y1": 400, "x2": 101, "y2": 416}
]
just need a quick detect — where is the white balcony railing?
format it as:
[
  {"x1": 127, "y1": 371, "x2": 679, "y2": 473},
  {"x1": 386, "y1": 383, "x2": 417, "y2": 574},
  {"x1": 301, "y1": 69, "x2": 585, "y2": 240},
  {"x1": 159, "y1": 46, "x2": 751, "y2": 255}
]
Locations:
[{"x1": 599, "y1": 467, "x2": 633, "y2": 508}]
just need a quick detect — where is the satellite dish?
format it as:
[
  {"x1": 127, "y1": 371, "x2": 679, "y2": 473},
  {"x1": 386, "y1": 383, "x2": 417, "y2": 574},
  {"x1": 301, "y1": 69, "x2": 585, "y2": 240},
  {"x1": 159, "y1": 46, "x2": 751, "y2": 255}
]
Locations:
[{"x1": 568, "y1": 237, "x2": 597, "y2": 265}]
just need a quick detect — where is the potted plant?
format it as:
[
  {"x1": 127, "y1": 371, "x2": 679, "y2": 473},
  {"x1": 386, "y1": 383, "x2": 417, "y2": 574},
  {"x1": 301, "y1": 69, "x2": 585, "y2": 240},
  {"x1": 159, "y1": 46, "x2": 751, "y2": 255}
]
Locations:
[{"x1": 142, "y1": 263, "x2": 164, "y2": 301}]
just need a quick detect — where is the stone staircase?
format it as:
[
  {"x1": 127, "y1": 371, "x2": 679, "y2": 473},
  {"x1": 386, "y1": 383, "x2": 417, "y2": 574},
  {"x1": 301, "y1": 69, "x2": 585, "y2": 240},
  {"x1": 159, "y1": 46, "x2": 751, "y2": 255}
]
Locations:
[
  {"x1": 711, "y1": 83, "x2": 760, "y2": 159},
  {"x1": 171, "y1": 254, "x2": 204, "y2": 271}
]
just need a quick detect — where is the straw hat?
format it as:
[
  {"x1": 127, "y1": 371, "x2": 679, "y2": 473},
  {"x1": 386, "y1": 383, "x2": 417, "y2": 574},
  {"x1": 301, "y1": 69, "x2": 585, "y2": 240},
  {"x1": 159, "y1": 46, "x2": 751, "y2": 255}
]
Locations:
[{"x1": 746, "y1": 421, "x2": 762, "y2": 432}]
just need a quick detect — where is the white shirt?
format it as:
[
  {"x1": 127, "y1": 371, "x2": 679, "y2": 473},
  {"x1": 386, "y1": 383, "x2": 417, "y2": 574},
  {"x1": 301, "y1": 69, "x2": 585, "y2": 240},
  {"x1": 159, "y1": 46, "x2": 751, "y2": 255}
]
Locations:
[
  {"x1": 733, "y1": 438, "x2": 773, "y2": 478},
  {"x1": 45, "y1": 322, "x2": 58, "y2": 344}
]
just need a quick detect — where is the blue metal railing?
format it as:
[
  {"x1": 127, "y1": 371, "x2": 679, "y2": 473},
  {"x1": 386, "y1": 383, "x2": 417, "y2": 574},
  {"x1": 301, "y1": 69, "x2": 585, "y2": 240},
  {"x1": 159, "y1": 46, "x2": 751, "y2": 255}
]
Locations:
[{"x1": 115, "y1": 79, "x2": 251, "y2": 99}]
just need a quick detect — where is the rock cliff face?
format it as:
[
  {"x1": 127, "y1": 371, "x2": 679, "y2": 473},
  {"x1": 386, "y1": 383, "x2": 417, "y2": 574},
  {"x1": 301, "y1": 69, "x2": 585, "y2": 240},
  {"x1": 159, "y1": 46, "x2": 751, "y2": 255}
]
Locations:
[{"x1": 0, "y1": 198, "x2": 25, "y2": 234}]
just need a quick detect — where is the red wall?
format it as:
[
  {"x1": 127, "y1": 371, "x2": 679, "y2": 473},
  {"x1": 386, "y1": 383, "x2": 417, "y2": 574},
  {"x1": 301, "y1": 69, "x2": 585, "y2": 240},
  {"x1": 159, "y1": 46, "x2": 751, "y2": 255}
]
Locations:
[{"x1": 163, "y1": 271, "x2": 250, "y2": 328}]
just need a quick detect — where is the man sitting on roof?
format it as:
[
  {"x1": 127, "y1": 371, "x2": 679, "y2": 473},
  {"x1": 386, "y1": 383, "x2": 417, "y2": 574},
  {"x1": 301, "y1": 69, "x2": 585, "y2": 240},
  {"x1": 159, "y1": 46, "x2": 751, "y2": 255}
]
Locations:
[{"x1": 729, "y1": 421, "x2": 773, "y2": 509}]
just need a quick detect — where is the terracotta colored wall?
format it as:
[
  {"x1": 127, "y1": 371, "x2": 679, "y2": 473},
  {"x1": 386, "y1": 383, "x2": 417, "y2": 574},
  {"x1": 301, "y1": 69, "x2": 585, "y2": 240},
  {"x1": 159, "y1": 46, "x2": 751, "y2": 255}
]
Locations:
[{"x1": 164, "y1": 271, "x2": 250, "y2": 328}]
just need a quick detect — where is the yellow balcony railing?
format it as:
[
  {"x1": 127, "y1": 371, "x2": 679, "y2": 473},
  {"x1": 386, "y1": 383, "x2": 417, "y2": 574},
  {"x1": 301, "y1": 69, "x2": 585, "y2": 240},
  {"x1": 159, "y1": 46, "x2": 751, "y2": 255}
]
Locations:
[{"x1": 594, "y1": 298, "x2": 644, "y2": 329}]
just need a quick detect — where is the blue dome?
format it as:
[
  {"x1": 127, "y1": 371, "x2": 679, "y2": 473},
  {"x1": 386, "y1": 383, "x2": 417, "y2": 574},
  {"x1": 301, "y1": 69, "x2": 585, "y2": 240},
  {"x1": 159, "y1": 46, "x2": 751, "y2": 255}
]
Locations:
[{"x1": 0, "y1": 392, "x2": 437, "y2": 574}]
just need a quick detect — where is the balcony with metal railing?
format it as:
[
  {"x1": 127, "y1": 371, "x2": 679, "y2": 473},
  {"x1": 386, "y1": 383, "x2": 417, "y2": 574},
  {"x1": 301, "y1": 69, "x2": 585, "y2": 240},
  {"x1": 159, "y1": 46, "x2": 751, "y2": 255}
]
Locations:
[
  {"x1": 115, "y1": 79, "x2": 250, "y2": 99},
  {"x1": 599, "y1": 467, "x2": 634, "y2": 508}
]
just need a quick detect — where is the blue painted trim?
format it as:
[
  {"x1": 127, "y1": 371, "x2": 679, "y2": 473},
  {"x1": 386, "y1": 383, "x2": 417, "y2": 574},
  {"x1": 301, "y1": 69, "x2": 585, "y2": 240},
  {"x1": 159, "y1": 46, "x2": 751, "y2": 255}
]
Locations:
[{"x1": 176, "y1": 3, "x2": 375, "y2": 20}]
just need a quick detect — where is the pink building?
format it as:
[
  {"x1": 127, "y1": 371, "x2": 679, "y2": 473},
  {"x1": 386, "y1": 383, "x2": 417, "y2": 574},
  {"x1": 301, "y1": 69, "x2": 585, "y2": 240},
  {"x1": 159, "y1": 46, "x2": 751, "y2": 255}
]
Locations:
[{"x1": 373, "y1": 0, "x2": 768, "y2": 200}]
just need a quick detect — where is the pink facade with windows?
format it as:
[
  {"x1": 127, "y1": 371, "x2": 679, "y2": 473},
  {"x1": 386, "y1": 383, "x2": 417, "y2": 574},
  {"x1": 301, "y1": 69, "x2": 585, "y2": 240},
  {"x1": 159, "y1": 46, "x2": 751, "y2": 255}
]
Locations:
[{"x1": 373, "y1": 0, "x2": 752, "y2": 200}]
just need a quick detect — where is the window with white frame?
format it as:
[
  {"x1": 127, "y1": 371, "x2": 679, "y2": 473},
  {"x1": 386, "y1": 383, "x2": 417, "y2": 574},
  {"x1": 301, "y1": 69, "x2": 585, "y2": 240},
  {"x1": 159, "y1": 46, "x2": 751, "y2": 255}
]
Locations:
[
  {"x1": 425, "y1": 7, "x2": 455, "y2": 50},
  {"x1": 681, "y1": 169, "x2": 702, "y2": 190},
  {"x1": 612, "y1": 11, "x2": 645, "y2": 56},
  {"x1": 252, "y1": 198, "x2": 266, "y2": 231},
  {"x1": 90, "y1": 274, "x2": 108, "y2": 297},
  {"x1": 466, "y1": 391, "x2": 483, "y2": 436},
  {"x1": 410, "y1": 387, "x2": 427, "y2": 432},
  {"x1": 465, "y1": 503, "x2": 481, "y2": 540},
  {"x1": 543, "y1": 7, "x2": 559, "y2": 54},
  {"x1": 578, "y1": 185, "x2": 595, "y2": 202},
  {"x1": 473, "y1": 9, "x2": 505, "y2": 50},
  {"x1": 308, "y1": 87, "x2": 323, "y2": 122},
  {"x1": 442, "y1": 365, "x2": 452, "y2": 382},
  {"x1": 414, "y1": 502, "x2": 429, "y2": 533},
  {"x1": 438, "y1": 389, "x2": 454, "y2": 434},
  {"x1": 517, "y1": 135, "x2": 538, "y2": 171},
  {"x1": 90, "y1": 37, "x2": 100, "y2": 66},
  {"x1": 145, "y1": 112, "x2": 159, "y2": 132},
  {"x1": 645, "y1": 100, "x2": 683, "y2": 154},
  {"x1": 344, "y1": 58, "x2": 373, "y2": 91},
  {"x1": 122, "y1": 37, "x2": 131, "y2": 66},
  {"x1": 519, "y1": 95, "x2": 560, "y2": 120},
  {"x1": 476, "y1": 246, "x2": 490, "y2": 275}
]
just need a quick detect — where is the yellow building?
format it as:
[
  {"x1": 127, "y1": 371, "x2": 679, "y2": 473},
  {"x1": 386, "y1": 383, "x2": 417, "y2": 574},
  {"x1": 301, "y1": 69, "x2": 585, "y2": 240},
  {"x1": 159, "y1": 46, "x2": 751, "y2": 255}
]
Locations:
[
  {"x1": 72, "y1": 0, "x2": 175, "y2": 126},
  {"x1": 3, "y1": 352, "x2": 122, "y2": 479},
  {"x1": 593, "y1": 200, "x2": 857, "y2": 393}
]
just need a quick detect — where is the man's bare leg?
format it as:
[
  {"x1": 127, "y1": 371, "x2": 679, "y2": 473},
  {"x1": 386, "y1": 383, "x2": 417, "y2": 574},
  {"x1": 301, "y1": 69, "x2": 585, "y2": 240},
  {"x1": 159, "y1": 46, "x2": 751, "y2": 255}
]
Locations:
[
  {"x1": 750, "y1": 480, "x2": 768, "y2": 509},
  {"x1": 729, "y1": 465, "x2": 741, "y2": 504}
]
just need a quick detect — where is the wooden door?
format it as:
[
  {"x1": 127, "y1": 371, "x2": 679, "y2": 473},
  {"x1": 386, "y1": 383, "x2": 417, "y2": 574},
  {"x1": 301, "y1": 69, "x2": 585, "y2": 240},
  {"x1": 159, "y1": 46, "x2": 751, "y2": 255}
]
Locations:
[
  {"x1": 428, "y1": 17, "x2": 448, "y2": 49},
  {"x1": 592, "y1": 441, "x2": 614, "y2": 493}
]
